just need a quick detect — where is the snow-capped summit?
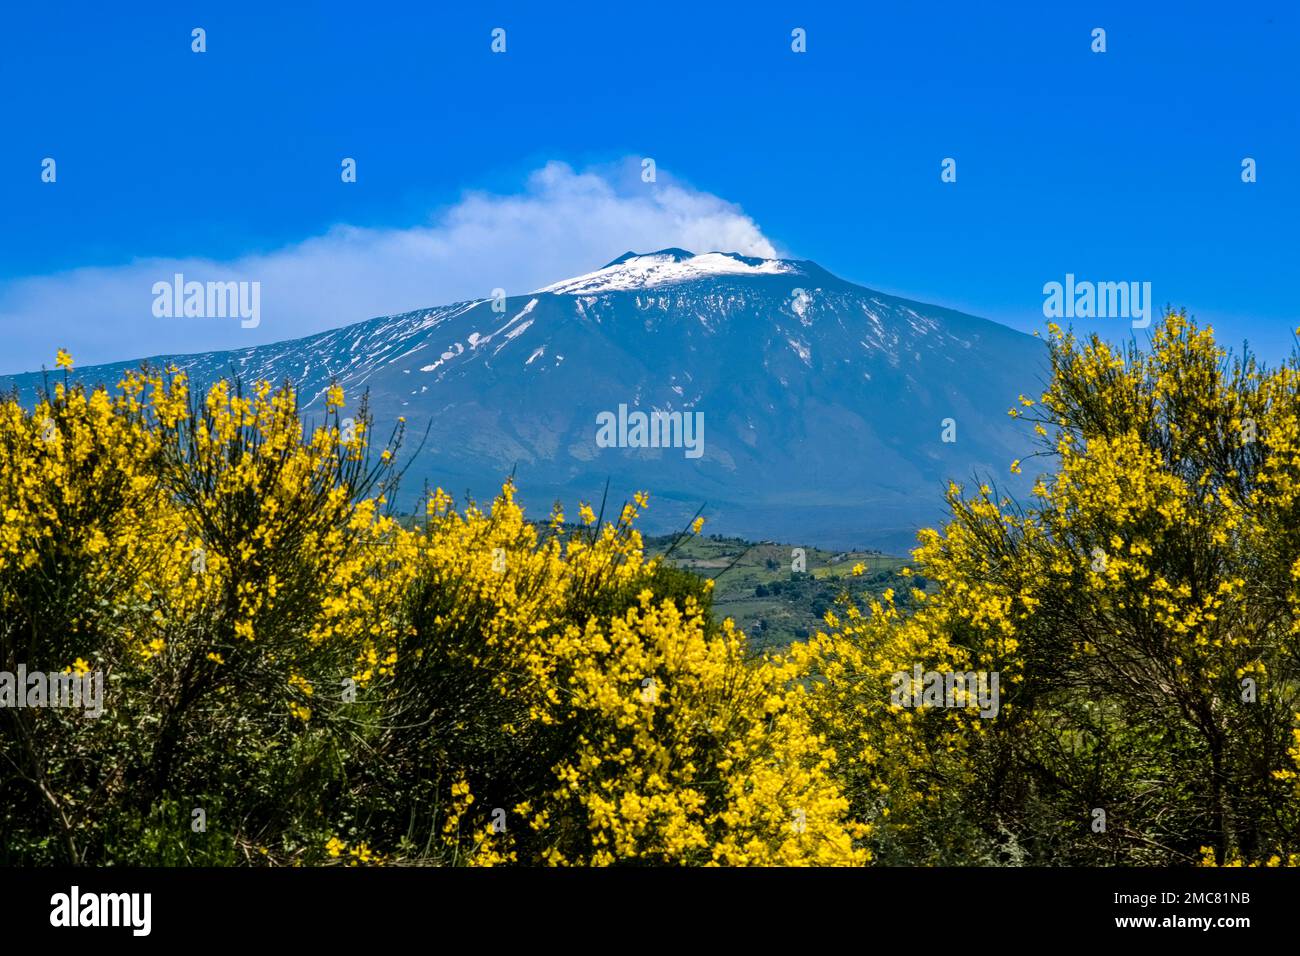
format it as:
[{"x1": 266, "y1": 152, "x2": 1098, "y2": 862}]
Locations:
[{"x1": 534, "y1": 248, "x2": 804, "y2": 295}]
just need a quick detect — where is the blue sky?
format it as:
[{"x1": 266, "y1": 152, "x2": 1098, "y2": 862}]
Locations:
[{"x1": 0, "y1": 0, "x2": 1295, "y2": 373}]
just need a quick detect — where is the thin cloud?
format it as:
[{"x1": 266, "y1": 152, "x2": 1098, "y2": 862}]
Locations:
[{"x1": 0, "y1": 160, "x2": 779, "y2": 374}]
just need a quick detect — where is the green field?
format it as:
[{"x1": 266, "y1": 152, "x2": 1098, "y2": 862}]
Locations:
[{"x1": 644, "y1": 533, "x2": 926, "y2": 651}]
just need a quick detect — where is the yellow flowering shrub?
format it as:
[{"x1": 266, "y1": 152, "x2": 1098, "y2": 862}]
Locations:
[
  {"x1": 9, "y1": 311, "x2": 1299, "y2": 869},
  {"x1": 788, "y1": 592, "x2": 1000, "y2": 864},
  {"x1": 0, "y1": 362, "x2": 863, "y2": 866},
  {"x1": 843, "y1": 312, "x2": 1300, "y2": 865}
]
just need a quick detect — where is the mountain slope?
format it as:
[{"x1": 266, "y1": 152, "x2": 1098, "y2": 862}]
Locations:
[{"x1": 0, "y1": 250, "x2": 1047, "y2": 553}]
